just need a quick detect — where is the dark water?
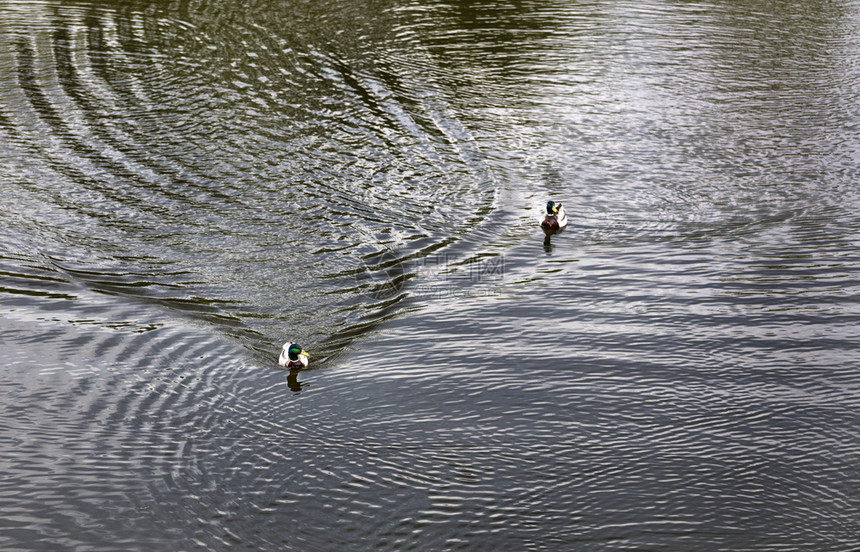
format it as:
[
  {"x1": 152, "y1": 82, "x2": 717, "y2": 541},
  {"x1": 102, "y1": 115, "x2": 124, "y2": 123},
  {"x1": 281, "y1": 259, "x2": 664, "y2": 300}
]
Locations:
[{"x1": 1, "y1": 0, "x2": 859, "y2": 550}]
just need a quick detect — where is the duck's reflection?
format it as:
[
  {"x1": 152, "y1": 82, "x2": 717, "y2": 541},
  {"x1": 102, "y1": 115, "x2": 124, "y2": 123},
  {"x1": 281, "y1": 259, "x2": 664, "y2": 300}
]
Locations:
[
  {"x1": 542, "y1": 224, "x2": 566, "y2": 253},
  {"x1": 287, "y1": 369, "x2": 308, "y2": 392}
]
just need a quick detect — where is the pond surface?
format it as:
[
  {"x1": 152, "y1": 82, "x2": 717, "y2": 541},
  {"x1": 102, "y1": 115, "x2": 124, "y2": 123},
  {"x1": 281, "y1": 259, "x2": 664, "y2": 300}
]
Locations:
[{"x1": 1, "y1": 0, "x2": 859, "y2": 550}]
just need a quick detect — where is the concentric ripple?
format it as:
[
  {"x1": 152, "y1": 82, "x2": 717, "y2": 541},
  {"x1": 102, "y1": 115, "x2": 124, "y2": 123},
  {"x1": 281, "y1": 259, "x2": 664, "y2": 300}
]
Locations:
[{"x1": 0, "y1": 0, "x2": 495, "y2": 361}]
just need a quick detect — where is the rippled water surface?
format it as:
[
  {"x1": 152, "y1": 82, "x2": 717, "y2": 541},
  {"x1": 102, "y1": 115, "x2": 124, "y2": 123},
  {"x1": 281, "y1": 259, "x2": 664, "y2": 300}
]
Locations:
[{"x1": 1, "y1": 0, "x2": 859, "y2": 550}]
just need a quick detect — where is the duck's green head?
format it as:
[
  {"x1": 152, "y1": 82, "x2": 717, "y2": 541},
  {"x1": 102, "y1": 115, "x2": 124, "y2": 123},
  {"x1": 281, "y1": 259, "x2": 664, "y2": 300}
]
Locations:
[
  {"x1": 288, "y1": 343, "x2": 309, "y2": 361},
  {"x1": 546, "y1": 201, "x2": 561, "y2": 215}
]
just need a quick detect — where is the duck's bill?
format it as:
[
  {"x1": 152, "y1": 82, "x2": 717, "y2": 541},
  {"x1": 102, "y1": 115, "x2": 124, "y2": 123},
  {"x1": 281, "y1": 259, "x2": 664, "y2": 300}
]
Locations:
[{"x1": 301, "y1": 350, "x2": 310, "y2": 357}]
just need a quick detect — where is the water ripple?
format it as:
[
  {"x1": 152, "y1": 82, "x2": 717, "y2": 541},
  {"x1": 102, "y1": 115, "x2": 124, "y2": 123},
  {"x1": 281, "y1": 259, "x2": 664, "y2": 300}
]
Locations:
[
  {"x1": 0, "y1": 0, "x2": 496, "y2": 360},
  {"x1": 2, "y1": 0, "x2": 859, "y2": 550}
]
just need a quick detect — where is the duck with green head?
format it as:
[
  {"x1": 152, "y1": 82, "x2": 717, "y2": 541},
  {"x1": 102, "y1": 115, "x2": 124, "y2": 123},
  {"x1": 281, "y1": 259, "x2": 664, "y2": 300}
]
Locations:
[
  {"x1": 539, "y1": 201, "x2": 568, "y2": 234},
  {"x1": 279, "y1": 342, "x2": 310, "y2": 369}
]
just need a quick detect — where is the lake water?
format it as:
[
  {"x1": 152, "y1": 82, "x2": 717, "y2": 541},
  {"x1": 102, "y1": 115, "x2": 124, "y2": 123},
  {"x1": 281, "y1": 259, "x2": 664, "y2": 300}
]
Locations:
[{"x1": 1, "y1": 0, "x2": 859, "y2": 550}]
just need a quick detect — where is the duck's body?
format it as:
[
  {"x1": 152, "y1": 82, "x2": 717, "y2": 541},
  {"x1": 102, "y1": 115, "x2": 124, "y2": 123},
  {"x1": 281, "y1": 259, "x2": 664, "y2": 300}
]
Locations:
[
  {"x1": 540, "y1": 201, "x2": 568, "y2": 234},
  {"x1": 279, "y1": 342, "x2": 310, "y2": 370}
]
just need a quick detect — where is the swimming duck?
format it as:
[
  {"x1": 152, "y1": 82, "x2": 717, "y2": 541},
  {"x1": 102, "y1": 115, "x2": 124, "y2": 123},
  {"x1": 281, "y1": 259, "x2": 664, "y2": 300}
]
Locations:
[
  {"x1": 279, "y1": 342, "x2": 310, "y2": 369},
  {"x1": 539, "y1": 201, "x2": 568, "y2": 233}
]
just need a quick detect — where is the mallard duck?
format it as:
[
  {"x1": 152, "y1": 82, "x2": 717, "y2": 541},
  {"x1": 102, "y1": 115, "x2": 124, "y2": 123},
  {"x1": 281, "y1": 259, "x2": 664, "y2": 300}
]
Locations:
[
  {"x1": 539, "y1": 201, "x2": 568, "y2": 233},
  {"x1": 279, "y1": 342, "x2": 310, "y2": 369}
]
